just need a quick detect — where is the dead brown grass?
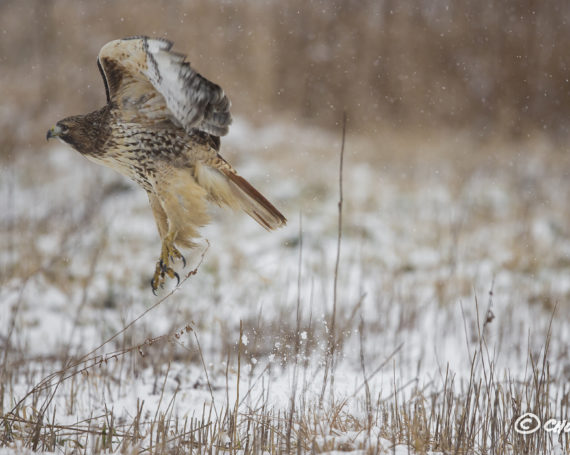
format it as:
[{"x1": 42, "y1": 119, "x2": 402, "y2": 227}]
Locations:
[{"x1": 2, "y1": 296, "x2": 566, "y2": 454}]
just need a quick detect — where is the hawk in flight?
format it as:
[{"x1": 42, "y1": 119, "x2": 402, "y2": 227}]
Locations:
[{"x1": 47, "y1": 37, "x2": 286, "y2": 293}]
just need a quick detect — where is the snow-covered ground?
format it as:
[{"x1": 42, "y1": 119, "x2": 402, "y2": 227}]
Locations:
[{"x1": 1, "y1": 120, "x2": 569, "y2": 453}]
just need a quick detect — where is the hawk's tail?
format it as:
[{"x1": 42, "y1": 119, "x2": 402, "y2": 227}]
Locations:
[
  {"x1": 195, "y1": 162, "x2": 287, "y2": 230},
  {"x1": 223, "y1": 171, "x2": 287, "y2": 230}
]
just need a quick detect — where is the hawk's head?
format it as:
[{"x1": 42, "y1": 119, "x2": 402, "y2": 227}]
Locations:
[
  {"x1": 47, "y1": 111, "x2": 106, "y2": 155},
  {"x1": 47, "y1": 116, "x2": 82, "y2": 146}
]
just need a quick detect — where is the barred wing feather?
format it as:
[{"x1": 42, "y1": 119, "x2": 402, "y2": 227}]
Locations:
[{"x1": 97, "y1": 36, "x2": 232, "y2": 136}]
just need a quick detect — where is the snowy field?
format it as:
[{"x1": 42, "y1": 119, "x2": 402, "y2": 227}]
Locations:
[{"x1": 1, "y1": 120, "x2": 569, "y2": 454}]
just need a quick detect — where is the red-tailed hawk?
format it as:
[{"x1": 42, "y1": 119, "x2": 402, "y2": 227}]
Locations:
[{"x1": 47, "y1": 36, "x2": 286, "y2": 293}]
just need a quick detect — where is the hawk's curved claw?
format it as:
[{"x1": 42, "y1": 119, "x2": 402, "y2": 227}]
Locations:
[
  {"x1": 150, "y1": 235, "x2": 184, "y2": 293},
  {"x1": 151, "y1": 263, "x2": 165, "y2": 294},
  {"x1": 169, "y1": 246, "x2": 186, "y2": 269}
]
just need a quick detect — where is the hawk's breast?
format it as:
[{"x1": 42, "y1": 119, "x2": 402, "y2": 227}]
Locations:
[{"x1": 90, "y1": 119, "x2": 196, "y2": 192}]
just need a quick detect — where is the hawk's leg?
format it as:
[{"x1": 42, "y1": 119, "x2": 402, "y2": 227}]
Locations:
[{"x1": 151, "y1": 231, "x2": 186, "y2": 293}]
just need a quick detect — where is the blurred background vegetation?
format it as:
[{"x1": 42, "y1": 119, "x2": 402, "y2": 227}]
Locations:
[{"x1": 0, "y1": 0, "x2": 568, "y2": 158}]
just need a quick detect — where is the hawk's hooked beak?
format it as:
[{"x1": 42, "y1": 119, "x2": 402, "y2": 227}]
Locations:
[{"x1": 46, "y1": 125, "x2": 62, "y2": 141}]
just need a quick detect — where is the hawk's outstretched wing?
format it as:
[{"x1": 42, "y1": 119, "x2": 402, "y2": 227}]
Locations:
[{"x1": 97, "y1": 36, "x2": 232, "y2": 136}]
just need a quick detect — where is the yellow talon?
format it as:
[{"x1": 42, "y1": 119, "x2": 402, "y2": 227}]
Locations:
[{"x1": 150, "y1": 233, "x2": 185, "y2": 293}]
